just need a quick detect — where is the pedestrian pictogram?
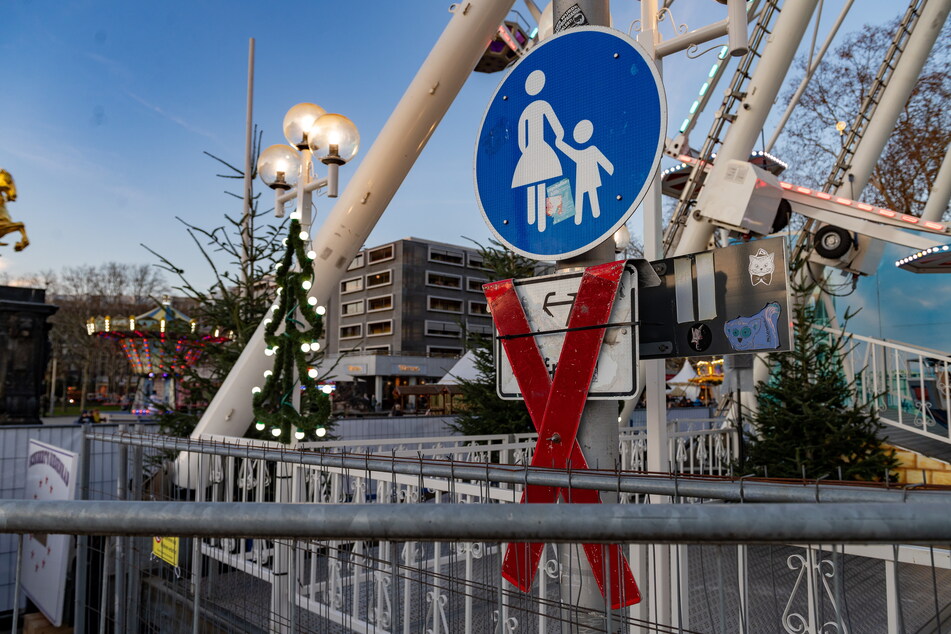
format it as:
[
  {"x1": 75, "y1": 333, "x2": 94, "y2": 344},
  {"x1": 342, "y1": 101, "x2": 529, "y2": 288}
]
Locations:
[
  {"x1": 475, "y1": 26, "x2": 666, "y2": 260},
  {"x1": 484, "y1": 261, "x2": 640, "y2": 608}
]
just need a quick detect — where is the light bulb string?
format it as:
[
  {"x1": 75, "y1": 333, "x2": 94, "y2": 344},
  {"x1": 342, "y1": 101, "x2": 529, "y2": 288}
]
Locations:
[{"x1": 253, "y1": 218, "x2": 330, "y2": 442}]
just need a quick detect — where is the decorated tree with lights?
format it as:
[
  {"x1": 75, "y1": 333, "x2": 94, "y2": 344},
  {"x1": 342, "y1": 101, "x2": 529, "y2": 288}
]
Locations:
[{"x1": 251, "y1": 218, "x2": 332, "y2": 442}]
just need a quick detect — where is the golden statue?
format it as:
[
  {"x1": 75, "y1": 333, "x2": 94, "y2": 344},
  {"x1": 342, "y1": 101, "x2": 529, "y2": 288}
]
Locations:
[{"x1": 0, "y1": 170, "x2": 29, "y2": 252}]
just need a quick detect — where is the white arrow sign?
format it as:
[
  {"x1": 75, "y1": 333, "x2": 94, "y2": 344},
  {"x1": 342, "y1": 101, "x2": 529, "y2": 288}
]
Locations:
[{"x1": 496, "y1": 264, "x2": 639, "y2": 400}]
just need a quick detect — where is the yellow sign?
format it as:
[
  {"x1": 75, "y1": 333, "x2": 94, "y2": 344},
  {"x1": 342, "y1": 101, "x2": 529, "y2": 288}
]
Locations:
[
  {"x1": 398, "y1": 365, "x2": 421, "y2": 372},
  {"x1": 152, "y1": 536, "x2": 179, "y2": 567}
]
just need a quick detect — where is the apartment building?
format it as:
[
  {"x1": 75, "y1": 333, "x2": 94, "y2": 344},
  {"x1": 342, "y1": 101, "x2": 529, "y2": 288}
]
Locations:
[{"x1": 321, "y1": 237, "x2": 494, "y2": 412}]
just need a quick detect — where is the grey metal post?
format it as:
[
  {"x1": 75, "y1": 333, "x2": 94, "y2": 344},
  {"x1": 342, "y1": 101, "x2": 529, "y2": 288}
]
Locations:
[
  {"x1": 270, "y1": 459, "x2": 293, "y2": 633},
  {"x1": 127, "y1": 427, "x2": 144, "y2": 633},
  {"x1": 191, "y1": 453, "x2": 204, "y2": 634},
  {"x1": 11, "y1": 535, "x2": 22, "y2": 634},
  {"x1": 240, "y1": 37, "x2": 255, "y2": 290},
  {"x1": 551, "y1": 1, "x2": 618, "y2": 630},
  {"x1": 390, "y1": 541, "x2": 402, "y2": 632},
  {"x1": 75, "y1": 424, "x2": 91, "y2": 634},
  {"x1": 98, "y1": 541, "x2": 110, "y2": 634},
  {"x1": 114, "y1": 428, "x2": 128, "y2": 634}
]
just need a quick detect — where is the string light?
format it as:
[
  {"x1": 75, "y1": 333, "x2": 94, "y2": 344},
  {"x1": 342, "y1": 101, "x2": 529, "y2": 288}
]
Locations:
[
  {"x1": 264, "y1": 370, "x2": 273, "y2": 378},
  {"x1": 307, "y1": 250, "x2": 316, "y2": 260},
  {"x1": 271, "y1": 427, "x2": 282, "y2": 437},
  {"x1": 264, "y1": 347, "x2": 275, "y2": 357},
  {"x1": 300, "y1": 343, "x2": 311, "y2": 352},
  {"x1": 251, "y1": 386, "x2": 261, "y2": 394},
  {"x1": 307, "y1": 368, "x2": 318, "y2": 379},
  {"x1": 255, "y1": 421, "x2": 265, "y2": 431},
  {"x1": 299, "y1": 230, "x2": 309, "y2": 241},
  {"x1": 310, "y1": 342, "x2": 320, "y2": 351},
  {"x1": 301, "y1": 280, "x2": 312, "y2": 290},
  {"x1": 316, "y1": 427, "x2": 327, "y2": 438},
  {"x1": 316, "y1": 306, "x2": 326, "y2": 316},
  {"x1": 295, "y1": 429, "x2": 305, "y2": 440},
  {"x1": 307, "y1": 297, "x2": 318, "y2": 306}
]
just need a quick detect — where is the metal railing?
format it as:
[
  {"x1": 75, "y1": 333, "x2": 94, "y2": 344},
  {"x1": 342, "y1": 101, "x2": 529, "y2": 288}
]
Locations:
[
  {"x1": 14, "y1": 429, "x2": 942, "y2": 634},
  {"x1": 825, "y1": 324, "x2": 951, "y2": 444}
]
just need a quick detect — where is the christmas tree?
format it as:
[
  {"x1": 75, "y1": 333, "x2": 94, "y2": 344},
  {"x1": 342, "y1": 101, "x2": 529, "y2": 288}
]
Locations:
[
  {"x1": 741, "y1": 270, "x2": 898, "y2": 481},
  {"x1": 251, "y1": 218, "x2": 332, "y2": 442}
]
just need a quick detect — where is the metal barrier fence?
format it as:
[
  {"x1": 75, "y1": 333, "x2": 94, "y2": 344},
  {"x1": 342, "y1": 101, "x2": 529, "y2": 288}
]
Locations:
[
  {"x1": 4, "y1": 430, "x2": 950, "y2": 634},
  {"x1": 0, "y1": 422, "x2": 158, "y2": 619}
]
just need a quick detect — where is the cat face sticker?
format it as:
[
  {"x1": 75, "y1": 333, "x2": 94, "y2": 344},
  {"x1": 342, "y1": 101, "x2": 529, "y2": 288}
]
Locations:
[
  {"x1": 748, "y1": 248, "x2": 775, "y2": 286},
  {"x1": 724, "y1": 302, "x2": 782, "y2": 351}
]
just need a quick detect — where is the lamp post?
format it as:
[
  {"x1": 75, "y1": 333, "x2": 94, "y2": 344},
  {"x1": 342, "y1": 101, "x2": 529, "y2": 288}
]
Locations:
[{"x1": 250, "y1": 103, "x2": 359, "y2": 443}]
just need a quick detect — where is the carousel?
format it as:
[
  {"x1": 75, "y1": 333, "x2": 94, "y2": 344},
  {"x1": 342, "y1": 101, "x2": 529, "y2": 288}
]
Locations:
[
  {"x1": 689, "y1": 358, "x2": 725, "y2": 405},
  {"x1": 87, "y1": 297, "x2": 228, "y2": 413}
]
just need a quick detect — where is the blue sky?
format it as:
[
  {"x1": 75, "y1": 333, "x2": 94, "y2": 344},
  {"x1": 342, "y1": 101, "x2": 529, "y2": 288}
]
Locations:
[{"x1": 3, "y1": 1, "x2": 943, "y2": 348}]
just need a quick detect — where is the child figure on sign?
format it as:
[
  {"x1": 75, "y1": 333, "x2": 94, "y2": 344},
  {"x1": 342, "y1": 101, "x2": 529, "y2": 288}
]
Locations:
[{"x1": 556, "y1": 119, "x2": 614, "y2": 225}]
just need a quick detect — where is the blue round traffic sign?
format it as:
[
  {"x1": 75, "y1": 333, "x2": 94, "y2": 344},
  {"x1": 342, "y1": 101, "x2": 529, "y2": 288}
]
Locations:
[{"x1": 474, "y1": 26, "x2": 666, "y2": 261}]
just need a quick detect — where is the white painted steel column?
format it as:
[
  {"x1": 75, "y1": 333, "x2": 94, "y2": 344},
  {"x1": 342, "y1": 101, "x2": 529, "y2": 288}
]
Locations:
[
  {"x1": 921, "y1": 141, "x2": 951, "y2": 222},
  {"x1": 177, "y1": 0, "x2": 517, "y2": 487},
  {"x1": 675, "y1": 0, "x2": 820, "y2": 256},
  {"x1": 636, "y1": 2, "x2": 673, "y2": 630}
]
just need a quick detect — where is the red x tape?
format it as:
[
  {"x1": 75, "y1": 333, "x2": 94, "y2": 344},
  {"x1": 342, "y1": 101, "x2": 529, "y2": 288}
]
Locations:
[{"x1": 484, "y1": 260, "x2": 640, "y2": 609}]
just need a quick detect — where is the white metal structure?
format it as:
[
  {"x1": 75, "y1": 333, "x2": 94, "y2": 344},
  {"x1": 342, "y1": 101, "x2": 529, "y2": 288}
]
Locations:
[{"x1": 173, "y1": 3, "x2": 951, "y2": 627}]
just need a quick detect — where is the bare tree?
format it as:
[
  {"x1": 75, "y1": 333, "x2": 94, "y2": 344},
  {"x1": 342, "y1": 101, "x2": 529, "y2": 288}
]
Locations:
[{"x1": 776, "y1": 18, "x2": 950, "y2": 218}]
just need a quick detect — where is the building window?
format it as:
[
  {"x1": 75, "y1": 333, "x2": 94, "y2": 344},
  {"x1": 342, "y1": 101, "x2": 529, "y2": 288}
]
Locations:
[
  {"x1": 341, "y1": 299, "x2": 364, "y2": 317},
  {"x1": 426, "y1": 271, "x2": 462, "y2": 289},
  {"x1": 365, "y1": 345, "x2": 391, "y2": 354},
  {"x1": 341, "y1": 277, "x2": 363, "y2": 294},
  {"x1": 425, "y1": 320, "x2": 462, "y2": 338},
  {"x1": 467, "y1": 321, "x2": 493, "y2": 336},
  {"x1": 340, "y1": 324, "x2": 362, "y2": 339},
  {"x1": 366, "y1": 269, "x2": 392, "y2": 289},
  {"x1": 347, "y1": 253, "x2": 365, "y2": 270},
  {"x1": 469, "y1": 301, "x2": 489, "y2": 316},
  {"x1": 367, "y1": 320, "x2": 393, "y2": 337},
  {"x1": 428, "y1": 346, "x2": 463, "y2": 356},
  {"x1": 429, "y1": 247, "x2": 464, "y2": 266},
  {"x1": 467, "y1": 253, "x2": 488, "y2": 270},
  {"x1": 428, "y1": 296, "x2": 463, "y2": 314},
  {"x1": 467, "y1": 277, "x2": 488, "y2": 292},
  {"x1": 367, "y1": 294, "x2": 393, "y2": 313},
  {"x1": 368, "y1": 245, "x2": 394, "y2": 264}
]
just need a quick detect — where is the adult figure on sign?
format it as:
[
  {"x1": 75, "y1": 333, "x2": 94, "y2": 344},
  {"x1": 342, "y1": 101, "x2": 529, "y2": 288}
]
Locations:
[
  {"x1": 511, "y1": 70, "x2": 564, "y2": 233},
  {"x1": 556, "y1": 119, "x2": 613, "y2": 224}
]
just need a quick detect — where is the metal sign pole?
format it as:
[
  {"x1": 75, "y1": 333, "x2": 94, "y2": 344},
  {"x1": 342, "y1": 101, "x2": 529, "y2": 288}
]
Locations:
[{"x1": 549, "y1": 3, "x2": 624, "y2": 629}]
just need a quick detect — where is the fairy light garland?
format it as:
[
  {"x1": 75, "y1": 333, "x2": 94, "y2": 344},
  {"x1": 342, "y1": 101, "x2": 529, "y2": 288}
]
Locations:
[{"x1": 251, "y1": 218, "x2": 331, "y2": 441}]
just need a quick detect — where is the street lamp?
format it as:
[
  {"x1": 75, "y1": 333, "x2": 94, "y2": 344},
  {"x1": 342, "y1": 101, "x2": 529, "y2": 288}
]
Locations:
[
  {"x1": 252, "y1": 103, "x2": 359, "y2": 442},
  {"x1": 257, "y1": 103, "x2": 360, "y2": 226}
]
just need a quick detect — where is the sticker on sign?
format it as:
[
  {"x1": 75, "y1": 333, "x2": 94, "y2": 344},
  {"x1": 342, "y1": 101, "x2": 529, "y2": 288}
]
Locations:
[{"x1": 496, "y1": 263, "x2": 641, "y2": 400}]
